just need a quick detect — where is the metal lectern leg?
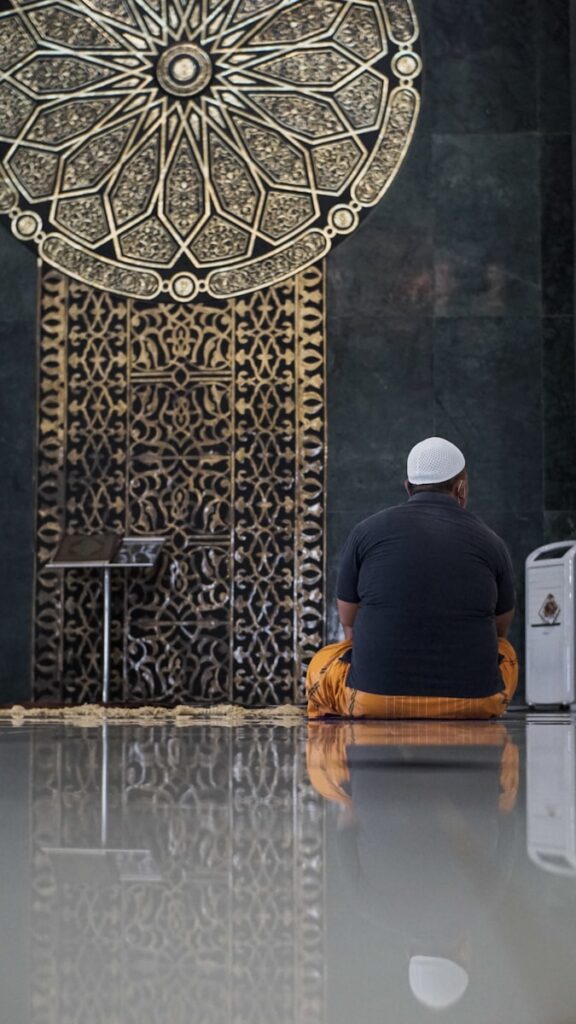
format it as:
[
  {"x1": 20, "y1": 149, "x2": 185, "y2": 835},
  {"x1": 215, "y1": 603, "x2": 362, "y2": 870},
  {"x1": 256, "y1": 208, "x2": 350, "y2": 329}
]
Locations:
[{"x1": 102, "y1": 567, "x2": 111, "y2": 704}]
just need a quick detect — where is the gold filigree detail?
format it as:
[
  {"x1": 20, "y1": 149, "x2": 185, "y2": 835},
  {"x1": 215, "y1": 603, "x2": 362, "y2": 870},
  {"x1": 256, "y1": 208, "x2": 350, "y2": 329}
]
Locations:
[
  {"x1": 27, "y1": 98, "x2": 121, "y2": 145},
  {"x1": 231, "y1": 0, "x2": 278, "y2": 24},
  {"x1": 0, "y1": 16, "x2": 34, "y2": 70},
  {"x1": 261, "y1": 192, "x2": 315, "y2": 240},
  {"x1": 250, "y1": 93, "x2": 345, "y2": 139},
  {"x1": 83, "y1": 0, "x2": 140, "y2": 27},
  {"x1": 110, "y1": 136, "x2": 160, "y2": 227},
  {"x1": 56, "y1": 195, "x2": 109, "y2": 243},
  {"x1": 165, "y1": 136, "x2": 204, "y2": 236},
  {"x1": 234, "y1": 117, "x2": 309, "y2": 186},
  {"x1": 312, "y1": 139, "x2": 363, "y2": 192},
  {"x1": 8, "y1": 147, "x2": 59, "y2": 199},
  {"x1": 251, "y1": 0, "x2": 340, "y2": 44},
  {"x1": 209, "y1": 133, "x2": 259, "y2": 224},
  {"x1": 41, "y1": 236, "x2": 161, "y2": 298},
  {"x1": 294, "y1": 264, "x2": 326, "y2": 685},
  {"x1": 209, "y1": 231, "x2": 327, "y2": 297},
  {"x1": 0, "y1": 173, "x2": 16, "y2": 211},
  {"x1": 255, "y1": 48, "x2": 356, "y2": 86},
  {"x1": 15, "y1": 56, "x2": 113, "y2": 93},
  {"x1": 336, "y1": 72, "x2": 385, "y2": 129},
  {"x1": 191, "y1": 214, "x2": 250, "y2": 263},
  {"x1": 0, "y1": 0, "x2": 421, "y2": 297},
  {"x1": 335, "y1": 5, "x2": 384, "y2": 59},
  {"x1": 34, "y1": 268, "x2": 325, "y2": 705},
  {"x1": 383, "y1": 0, "x2": 419, "y2": 44},
  {"x1": 62, "y1": 123, "x2": 134, "y2": 190},
  {"x1": 29, "y1": 7, "x2": 117, "y2": 48},
  {"x1": 120, "y1": 215, "x2": 178, "y2": 264},
  {"x1": 353, "y1": 86, "x2": 419, "y2": 204},
  {"x1": 0, "y1": 82, "x2": 34, "y2": 137}
]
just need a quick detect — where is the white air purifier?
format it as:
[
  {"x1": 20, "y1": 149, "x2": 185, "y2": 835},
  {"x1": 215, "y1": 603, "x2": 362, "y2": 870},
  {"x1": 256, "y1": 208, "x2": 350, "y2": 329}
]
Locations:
[{"x1": 526, "y1": 542, "x2": 576, "y2": 708}]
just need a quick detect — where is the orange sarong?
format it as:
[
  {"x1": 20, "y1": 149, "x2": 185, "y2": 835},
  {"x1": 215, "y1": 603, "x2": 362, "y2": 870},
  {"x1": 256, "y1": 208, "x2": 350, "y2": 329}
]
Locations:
[{"x1": 306, "y1": 637, "x2": 518, "y2": 720}]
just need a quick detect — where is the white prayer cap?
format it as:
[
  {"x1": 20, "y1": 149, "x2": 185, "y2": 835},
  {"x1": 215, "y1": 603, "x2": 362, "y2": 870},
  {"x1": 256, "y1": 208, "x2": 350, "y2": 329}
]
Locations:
[
  {"x1": 407, "y1": 437, "x2": 465, "y2": 486},
  {"x1": 409, "y1": 956, "x2": 469, "y2": 1011}
]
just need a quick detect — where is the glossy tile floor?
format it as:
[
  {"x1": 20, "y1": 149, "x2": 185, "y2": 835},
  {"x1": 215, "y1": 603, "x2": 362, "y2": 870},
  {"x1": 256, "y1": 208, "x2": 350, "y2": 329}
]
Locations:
[{"x1": 1, "y1": 714, "x2": 576, "y2": 1023}]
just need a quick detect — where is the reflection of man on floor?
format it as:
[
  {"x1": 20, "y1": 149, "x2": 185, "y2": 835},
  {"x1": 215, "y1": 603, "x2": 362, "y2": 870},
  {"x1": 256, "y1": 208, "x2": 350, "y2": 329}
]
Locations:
[
  {"x1": 307, "y1": 438, "x2": 518, "y2": 719},
  {"x1": 307, "y1": 721, "x2": 520, "y2": 1017}
]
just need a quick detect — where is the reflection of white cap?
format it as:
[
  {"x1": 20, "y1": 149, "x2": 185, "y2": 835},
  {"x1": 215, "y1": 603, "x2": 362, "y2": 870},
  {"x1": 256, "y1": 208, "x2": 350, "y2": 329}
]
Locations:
[
  {"x1": 409, "y1": 956, "x2": 469, "y2": 1011},
  {"x1": 407, "y1": 437, "x2": 466, "y2": 486}
]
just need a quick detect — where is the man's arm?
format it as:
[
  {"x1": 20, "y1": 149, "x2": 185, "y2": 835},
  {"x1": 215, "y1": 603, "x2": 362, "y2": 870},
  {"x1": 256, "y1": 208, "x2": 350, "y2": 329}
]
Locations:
[
  {"x1": 495, "y1": 609, "x2": 514, "y2": 638},
  {"x1": 338, "y1": 599, "x2": 359, "y2": 641},
  {"x1": 494, "y1": 538, "x2": 516, "y2": 639},
  {"x1": 337, "y1": 524, "x2": 361, "y2": 639}
]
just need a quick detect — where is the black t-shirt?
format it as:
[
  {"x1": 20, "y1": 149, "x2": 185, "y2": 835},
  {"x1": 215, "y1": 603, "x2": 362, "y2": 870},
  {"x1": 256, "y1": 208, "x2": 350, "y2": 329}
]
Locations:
[{"x1": 337, "y1": 493, "x2": 515, "y2": 698}]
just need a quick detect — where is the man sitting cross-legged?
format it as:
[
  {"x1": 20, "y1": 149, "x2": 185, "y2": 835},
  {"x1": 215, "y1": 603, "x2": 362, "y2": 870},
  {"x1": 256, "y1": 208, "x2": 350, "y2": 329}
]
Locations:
[{"x1": 307, "y1": 437, "x2": 518, "y2": 719}]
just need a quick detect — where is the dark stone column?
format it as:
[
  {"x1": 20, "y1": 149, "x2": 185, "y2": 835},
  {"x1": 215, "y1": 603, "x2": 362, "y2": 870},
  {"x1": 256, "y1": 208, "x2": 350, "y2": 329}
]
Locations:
[
  {"x1": 0, "y1": 226, "x2": 37, "y2": 703},
  {"x1": 572, "y1": 0, "x2": 576, "y2": 579}
]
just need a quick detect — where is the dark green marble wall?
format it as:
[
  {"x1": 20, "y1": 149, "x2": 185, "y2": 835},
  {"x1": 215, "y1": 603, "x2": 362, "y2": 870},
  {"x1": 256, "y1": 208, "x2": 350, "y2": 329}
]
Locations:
[
  {"x1": 326, "y1": 0, "x2": 575, "y2": 694},
  {"x1": 0, "y1": 228, "x2": 36, "y2": 703},
  {"x1": 0, "y1": 0, "x2": 574, "y2": 701}
]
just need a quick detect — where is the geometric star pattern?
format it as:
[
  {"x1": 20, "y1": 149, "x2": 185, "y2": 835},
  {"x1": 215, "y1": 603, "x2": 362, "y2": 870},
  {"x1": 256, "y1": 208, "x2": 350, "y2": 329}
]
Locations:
[{"x1": 0, "y1": 0, "x2": 421, "y2": 300}]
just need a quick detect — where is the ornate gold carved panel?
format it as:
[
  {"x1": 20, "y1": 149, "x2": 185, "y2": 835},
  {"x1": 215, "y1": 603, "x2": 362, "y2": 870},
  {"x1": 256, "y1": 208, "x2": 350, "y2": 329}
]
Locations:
[
  {"x1": 0, "y1": 0, "x2": 421, "y2": 299},
  {"x1": 34, "y1": 266, "x2": 325, "y2": 705}
]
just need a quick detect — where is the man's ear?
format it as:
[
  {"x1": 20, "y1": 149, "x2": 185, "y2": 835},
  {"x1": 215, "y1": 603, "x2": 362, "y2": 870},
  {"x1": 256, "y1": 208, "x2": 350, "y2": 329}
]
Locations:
[{"x1": 404, "y1": 479, "x2": 412, "y2": 496}]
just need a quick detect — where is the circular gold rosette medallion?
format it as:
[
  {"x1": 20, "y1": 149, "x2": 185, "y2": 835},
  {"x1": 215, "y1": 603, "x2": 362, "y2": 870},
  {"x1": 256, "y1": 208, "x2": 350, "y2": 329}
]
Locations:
[{"x1": 0, "y1": 0, "x2": 421, "y2": 300}]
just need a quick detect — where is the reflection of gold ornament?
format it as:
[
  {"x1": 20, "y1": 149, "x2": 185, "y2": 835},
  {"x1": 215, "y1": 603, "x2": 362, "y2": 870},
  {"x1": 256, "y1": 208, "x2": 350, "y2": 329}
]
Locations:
[
  {"x1": 30, "y1": 728, "x2": 325, "y2": 1021},
  {"x1": 0, "y1": 0, "x2": 421, "y2": 299}
]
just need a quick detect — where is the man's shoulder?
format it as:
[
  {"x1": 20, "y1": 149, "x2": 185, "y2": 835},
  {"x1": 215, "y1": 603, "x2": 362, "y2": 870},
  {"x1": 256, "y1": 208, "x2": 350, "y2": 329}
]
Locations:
[
  {"x1": 352, "y1": 503, "x2": 407, "y2": 538},
  {"x1": 351, "y1": 502, "x2": 509, "y2": 551},
  {"x1": 462, "y1": 510, "x2": 510, "y2": 556}
]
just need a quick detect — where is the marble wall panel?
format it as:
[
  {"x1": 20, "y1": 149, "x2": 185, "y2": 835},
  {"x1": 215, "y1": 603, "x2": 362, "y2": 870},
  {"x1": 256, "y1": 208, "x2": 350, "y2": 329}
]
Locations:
[
  {"x1": 544, "y1": 511, "x2": 576, "y2": 543},
  {"x1": 0, "y1": 225, "x2": 36, "y2": 703},
  {"x1": 537, "y1": 0, "x2": 572, "y2": 133},
  {"x1": 543, "y1": 316, "x2": 575, "y2": 419},
  {"x1": 541, "y1": 135, "x2": 574, "y2": 316},
  {"x1": 433, "y1": 317, "x2": 543, "y2": 512},
  {"x1": 327, "y1": 315, "x2": 434, "y2": 515},
  {"x1": 543, "y1": 317, "x2": 576, "y2": 515},
  {"x1": 433, "y1": 134, "x2": 541, "y2": 318},
  {"x1": 423, "y1": 0, "x2": 538, "y2": 134}
]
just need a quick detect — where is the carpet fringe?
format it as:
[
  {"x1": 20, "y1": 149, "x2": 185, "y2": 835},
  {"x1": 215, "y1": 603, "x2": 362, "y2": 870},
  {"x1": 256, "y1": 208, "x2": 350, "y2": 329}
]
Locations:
[{"x1": 0, "y1": 703, "x2": 307, "y2": 726}]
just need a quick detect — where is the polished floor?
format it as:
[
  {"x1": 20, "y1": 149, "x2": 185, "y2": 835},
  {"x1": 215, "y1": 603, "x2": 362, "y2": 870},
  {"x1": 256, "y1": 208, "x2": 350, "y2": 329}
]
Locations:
[{"x1": 1, "y1": 714, "x2": 576, "y2": 1023}]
